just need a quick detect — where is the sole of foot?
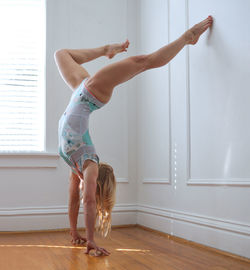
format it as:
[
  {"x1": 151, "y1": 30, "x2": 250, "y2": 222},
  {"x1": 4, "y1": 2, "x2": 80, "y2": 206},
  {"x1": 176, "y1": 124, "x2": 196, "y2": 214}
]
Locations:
[{"x1": 106, "y1": 39, "x2": 130, "y2": 59}]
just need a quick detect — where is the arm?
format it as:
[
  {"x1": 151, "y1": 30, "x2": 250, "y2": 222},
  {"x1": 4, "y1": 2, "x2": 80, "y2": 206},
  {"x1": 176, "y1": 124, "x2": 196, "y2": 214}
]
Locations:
[
  {"x1": 82, "y1": 162, "x2": 110, "y2": 256},
  {"x1": 83, "y1": 194, "x2": 96, "y2": 242},
  {"x1": 82, "y1": 162, "x2": 98, "y2": 242}
]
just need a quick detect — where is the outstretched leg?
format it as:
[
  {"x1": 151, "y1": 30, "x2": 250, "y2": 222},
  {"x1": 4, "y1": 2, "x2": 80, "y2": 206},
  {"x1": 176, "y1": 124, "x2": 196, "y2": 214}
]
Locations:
[{"x1": 86, "y1": 16, "x2": 213, "y2": 103}]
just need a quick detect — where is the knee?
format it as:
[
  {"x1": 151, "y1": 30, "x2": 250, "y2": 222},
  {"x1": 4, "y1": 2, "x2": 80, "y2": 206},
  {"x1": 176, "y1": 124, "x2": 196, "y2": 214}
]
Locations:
[
  {"x1": 131, "y1": 54, "x2": 150, "y2": 71},
  {"x1": 83, "y1": 184, "x2": 97, "y2": 204},
  {"x1": 54, "y1": 49, "x2": 67, "y2": 62}
]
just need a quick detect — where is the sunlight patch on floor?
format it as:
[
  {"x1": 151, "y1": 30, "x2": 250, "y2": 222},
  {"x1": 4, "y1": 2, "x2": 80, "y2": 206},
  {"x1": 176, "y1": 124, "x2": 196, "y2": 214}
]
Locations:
[{"x1": 116, "y1": 248, "x2": 150, "y2": 252}]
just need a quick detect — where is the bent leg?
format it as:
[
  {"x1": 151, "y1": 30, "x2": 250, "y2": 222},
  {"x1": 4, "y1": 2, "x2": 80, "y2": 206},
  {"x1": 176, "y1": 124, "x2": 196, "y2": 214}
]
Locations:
[
  {"x1": 54, "y1": 41, "x2": 129, "y2": 91},
  {"x1": 54, "y1": 45, "x2": 107, "y2": 90}
]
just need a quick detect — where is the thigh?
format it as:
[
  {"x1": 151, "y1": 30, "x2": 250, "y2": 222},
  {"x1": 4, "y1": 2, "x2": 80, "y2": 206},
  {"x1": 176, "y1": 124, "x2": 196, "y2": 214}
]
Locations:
[{"x1": 86, "y1": 55, "x2": 148, "y2": 99}]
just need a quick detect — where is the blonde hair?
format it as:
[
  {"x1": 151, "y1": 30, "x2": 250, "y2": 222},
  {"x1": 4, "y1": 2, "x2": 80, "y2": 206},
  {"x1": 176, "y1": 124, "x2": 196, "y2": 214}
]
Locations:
[{"x1": 95, "y1": 162, "x2": 116, "y2": 237}]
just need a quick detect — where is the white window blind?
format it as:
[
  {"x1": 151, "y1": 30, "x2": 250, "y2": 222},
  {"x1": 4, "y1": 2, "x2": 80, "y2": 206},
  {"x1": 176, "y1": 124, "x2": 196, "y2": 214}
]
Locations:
[{"x1": 0, "y1": 0, "x2": 45, "y2": 152}]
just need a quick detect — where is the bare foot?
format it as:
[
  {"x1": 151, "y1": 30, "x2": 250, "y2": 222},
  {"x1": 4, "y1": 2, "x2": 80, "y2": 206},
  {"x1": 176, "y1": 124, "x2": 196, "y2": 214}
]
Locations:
[
  {"x1": 70, "y1": 230, "x2": 87, "y2": 245},
  {"x1": 105, "y1": 39, "x2": 130, "y2": 59},
  {"x1": 184, "y1": 16, "x2": 213, "y2": 45}
]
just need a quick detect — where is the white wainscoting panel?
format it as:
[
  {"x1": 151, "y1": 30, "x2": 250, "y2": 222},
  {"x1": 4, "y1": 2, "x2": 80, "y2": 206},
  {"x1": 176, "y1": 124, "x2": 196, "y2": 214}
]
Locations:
[
  {"x1": 137, "y1": 0, "x2": 171, "y2": 185},
  {"x1": 185, "y1": 0, "x2": 250, "y2": 185}
]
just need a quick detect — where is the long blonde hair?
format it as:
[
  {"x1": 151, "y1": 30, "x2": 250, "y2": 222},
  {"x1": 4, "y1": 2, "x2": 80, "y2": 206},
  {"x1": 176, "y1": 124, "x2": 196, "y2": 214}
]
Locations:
[{"x1": 95, "y1": 162, "x2": 116, "y2": 237}]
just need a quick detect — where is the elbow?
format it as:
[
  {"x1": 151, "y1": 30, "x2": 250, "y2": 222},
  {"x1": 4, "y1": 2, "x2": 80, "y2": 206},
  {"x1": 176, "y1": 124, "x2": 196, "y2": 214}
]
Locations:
[{"x1": 83, "y1": 195, "x2": 96, "y2": 205}]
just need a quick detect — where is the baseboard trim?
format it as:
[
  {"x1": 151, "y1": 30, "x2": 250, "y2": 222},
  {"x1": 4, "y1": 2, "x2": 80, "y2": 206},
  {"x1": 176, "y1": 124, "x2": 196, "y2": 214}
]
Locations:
[
  {"x1": 137, "y1": 204, "x2": 250, "y2": 236},
  {"x1": 137, "y1": 224, "x2": 250, "y2": 263},
  {"x1": 1, "y1": 204, "x2": 249, "y2": 236},
  {"x1": 137, "y1": 204, "x2": 250, "y2": 259},
  {"x1": 0, "y1": 224, "x2": 137, "y2": 235},
  {"x1": 0, "y1": 203, "x2": 137, "y2": 232},
  {"x1": 0, "y1": 206, "x2": 68, "y2": 217},
  {"x1": 0, "y1": 203, "x2": 137, "y2": 217}
]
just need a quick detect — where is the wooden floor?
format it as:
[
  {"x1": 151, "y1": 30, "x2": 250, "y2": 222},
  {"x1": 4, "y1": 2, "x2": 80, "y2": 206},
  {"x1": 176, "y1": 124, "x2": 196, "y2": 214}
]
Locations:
[{"x1": 0, "y1": 226, "x2": 249, "y2": 270}]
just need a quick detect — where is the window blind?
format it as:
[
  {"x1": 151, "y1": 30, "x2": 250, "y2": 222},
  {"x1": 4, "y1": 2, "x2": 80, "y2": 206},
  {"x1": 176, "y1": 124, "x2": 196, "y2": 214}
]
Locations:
[{"x1": 0, "y1": 0, "x2": 45, "y2": 152}]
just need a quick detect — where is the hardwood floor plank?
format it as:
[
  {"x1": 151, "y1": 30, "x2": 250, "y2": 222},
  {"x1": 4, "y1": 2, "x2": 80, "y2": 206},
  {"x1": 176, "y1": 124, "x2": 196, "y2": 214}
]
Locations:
[{"x1": 0, "y1": 227, "x2": 249, "y2": 270}]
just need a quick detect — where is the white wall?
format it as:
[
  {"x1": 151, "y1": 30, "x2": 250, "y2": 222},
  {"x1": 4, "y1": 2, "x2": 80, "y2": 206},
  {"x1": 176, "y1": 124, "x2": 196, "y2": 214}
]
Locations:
[
  {"x1": 136, "y1": 0, "x2": 250, "y2": 259},
  {"x1": 1, "y1": 0, "x2": 249, "y2": 260},
  {"x1": 0, "y1": 0, "x2": 138, "y2": 231}
]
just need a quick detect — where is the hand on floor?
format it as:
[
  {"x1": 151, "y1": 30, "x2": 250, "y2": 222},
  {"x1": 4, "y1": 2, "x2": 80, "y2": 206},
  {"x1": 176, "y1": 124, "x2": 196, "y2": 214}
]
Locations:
[
  {"x1": 85, "y1": 240, "x2": 110, "y2": 256},
  {"x1": 70, "y1": 230, "x2": 87, "y2": 245}
]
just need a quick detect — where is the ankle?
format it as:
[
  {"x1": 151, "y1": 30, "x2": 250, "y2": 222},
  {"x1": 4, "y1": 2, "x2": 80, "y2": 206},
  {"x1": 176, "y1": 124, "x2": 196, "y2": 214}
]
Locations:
[
  {"x1": 103, "y1": 45, "x2": 109, "y2": 56},
  {"x1": 180, "y1": 33, "x2": 189, "y2": 46},
  {"x1": 182, "y1": 28, "x2": 196, "y2": 45}
]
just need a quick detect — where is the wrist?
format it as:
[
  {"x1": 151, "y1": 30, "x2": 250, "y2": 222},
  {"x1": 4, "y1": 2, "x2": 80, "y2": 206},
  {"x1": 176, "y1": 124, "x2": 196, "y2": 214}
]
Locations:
[{"x1": 87, "y1": 237, "x2": 95, "y2": 242}]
